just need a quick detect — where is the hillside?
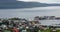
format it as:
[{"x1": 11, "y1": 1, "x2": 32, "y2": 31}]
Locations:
[{"x1": 0, "y1": 1, "x2": 60, "y2": 9}]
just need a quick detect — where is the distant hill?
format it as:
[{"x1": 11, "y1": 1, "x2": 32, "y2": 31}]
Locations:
[
  {"x1": 0, "y1": 1, "x2": 60, "y2": 9},
  {"x1": 0, "y1": 0, "x2": 16, "y2": 3}
]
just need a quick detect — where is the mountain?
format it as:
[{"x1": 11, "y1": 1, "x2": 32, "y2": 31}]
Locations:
[
  {"x1": 0, "y1": 1, "x2": 60, "y2": 9},
  {"x1": 47, "y1": 4, "x2": 60, "y2": 6},
  {"x1": 16, "y1": 1, "x2": 48, "y2": 8},
  {"x1": 0, "y1": 0, "x2": 16, "y2": 3}
]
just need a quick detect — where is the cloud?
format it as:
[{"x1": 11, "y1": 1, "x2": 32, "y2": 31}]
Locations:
[{"x1": 17, "y1": 0, "x2": 60, "y2": 3}]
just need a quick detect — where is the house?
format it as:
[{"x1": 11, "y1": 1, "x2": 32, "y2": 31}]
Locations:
[{"x1": 55, "y1": 17, "x2": 60, "y2": 20}]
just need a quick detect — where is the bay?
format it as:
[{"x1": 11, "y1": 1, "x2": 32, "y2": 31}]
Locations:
[{"x1": 0, "y1": 6, "x2": 60, "y2": 25}]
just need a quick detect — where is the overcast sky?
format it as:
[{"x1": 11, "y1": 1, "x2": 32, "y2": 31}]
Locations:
[{"x1": 18, "y1": 0, "x2": 60, "y2": 3}]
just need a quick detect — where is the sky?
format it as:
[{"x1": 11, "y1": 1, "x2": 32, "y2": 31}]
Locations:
[{"x1": 17, "y1": 0, "x2": 60, "y2": 3}]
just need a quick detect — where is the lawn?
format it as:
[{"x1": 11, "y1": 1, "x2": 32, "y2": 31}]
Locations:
[
  {"x1": 41, "y1": 29, "x2": 60, "y2": 32},
  {"x1": 3, "y1": 29, "x2": 60, "y2": 32}
]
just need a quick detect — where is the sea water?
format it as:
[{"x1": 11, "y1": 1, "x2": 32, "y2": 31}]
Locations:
[{"x1": 0, "y1": 6, "x2": 60, "y2": 25}]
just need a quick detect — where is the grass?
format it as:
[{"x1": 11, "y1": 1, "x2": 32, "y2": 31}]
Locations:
[
  {"x1": 41, "y1": 29, "x2": 60, "y2": 32},
  {"x1": 56, "y1": 30, "x2": 60, "y2": 32},
  {"x1": 3, "y1": 29, "x2": 60, "y2": 32},
  {"x1": 41, "y1": 29, "x2": 50, "y2": 32},
  {"x1": 3, "y1": 29, "x2": 12, "y2": 32}
]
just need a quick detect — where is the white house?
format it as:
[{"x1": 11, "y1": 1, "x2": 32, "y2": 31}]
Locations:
[{"x1": 0, "y1": 0, "x2": 17, "y2": 3}]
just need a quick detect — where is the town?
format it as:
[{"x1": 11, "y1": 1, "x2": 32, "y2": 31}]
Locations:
[{"x1": 0, "y1": 16, "x2": 60, "y2": 32}]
